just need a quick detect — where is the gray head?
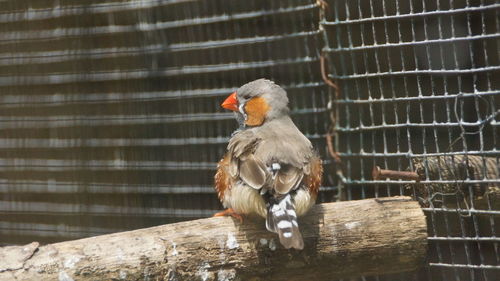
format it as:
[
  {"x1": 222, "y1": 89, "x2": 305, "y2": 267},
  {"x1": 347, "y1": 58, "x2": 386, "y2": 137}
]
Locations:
[{"x1": 221, "y1": 79, "x2": 290, "y2": 128}]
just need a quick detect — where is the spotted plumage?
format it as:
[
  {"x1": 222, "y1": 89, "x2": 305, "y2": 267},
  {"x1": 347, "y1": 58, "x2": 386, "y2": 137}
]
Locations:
[{"x1": 214, "y1": 79, "x2": 322, "y2": 250}]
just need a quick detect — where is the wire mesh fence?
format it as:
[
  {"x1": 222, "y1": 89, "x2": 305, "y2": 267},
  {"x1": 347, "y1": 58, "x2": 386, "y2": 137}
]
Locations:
[
  {"x1": 0, "y1": 0, "x2": 498, "y2": 280},
  {"x1": 323, "y1": 0, "x2": 499, "y2": 280},
  {"x1": 0, "y1": 0, "x2": 333, "y2": 245}
]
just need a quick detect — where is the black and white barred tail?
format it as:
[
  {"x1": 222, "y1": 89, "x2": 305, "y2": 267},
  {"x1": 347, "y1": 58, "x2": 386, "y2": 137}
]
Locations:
[{"x1": 265, "y1": 194, "x2": 304, "y2": 250}]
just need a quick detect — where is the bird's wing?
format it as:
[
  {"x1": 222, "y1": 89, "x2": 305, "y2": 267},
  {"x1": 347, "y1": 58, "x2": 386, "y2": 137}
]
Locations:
[
  {"x1": 239, "y1": 153, "x2": 267, "y2": 189},
  {"x1": 273, "y1": 165, "x2": 304, "y2": 194},
  {"x1": 226, "y1": 130, "x2": 268, "y2": 190}
]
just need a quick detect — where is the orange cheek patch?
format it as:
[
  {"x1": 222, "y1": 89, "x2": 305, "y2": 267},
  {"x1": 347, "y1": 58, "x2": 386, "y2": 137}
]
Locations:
[{"x1": 244, "y1": 97, "x2": 270, "y2": 126}]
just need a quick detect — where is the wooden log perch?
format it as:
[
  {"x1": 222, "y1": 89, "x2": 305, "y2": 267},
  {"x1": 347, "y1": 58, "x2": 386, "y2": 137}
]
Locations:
[{"x1": 0, "y1": 196, "x2": 427, "y2": 281}]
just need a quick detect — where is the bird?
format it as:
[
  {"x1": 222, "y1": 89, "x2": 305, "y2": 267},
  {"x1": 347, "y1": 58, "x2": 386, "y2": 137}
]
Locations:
[{"x1": 214, "y1": 79, "x2": 322, "y2": 250}]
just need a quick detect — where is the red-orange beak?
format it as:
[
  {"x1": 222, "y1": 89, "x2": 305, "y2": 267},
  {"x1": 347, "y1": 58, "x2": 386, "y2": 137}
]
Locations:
[{"x1": 221, "y1": 92, "x2": 238, "y2": 111}]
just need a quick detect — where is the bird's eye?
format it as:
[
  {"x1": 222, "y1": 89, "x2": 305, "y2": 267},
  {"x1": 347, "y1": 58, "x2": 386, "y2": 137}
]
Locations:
[{"x1": 242, "y1": 94, "x2": 251, "y2": 100}]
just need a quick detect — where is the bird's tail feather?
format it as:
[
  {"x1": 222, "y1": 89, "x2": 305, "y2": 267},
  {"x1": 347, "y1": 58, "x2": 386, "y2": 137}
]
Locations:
[{"x1": 266, "y1": 194, "x2": 304, "y2": 250}]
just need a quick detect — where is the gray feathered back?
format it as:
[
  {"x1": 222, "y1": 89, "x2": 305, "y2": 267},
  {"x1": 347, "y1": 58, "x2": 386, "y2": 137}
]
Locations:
[{"x1": 227, "y1": 116, "x2": 313, "y2": 195}]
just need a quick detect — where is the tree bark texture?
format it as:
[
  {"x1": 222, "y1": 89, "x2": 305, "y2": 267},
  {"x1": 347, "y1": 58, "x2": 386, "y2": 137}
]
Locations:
[{"x1": 0, "y1": 196, "x2": 427, "y2": 281}]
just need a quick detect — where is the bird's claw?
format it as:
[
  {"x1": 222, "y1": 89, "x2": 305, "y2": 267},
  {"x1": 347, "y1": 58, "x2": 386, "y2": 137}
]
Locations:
[{"x1": 213, "y1": 208, "x2": 244, "y2": 223}]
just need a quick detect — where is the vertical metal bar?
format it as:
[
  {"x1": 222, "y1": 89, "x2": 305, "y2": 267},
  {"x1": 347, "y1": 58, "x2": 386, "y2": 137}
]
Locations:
[
  {"x1": 367, "y1": 0, "x2": 392, "y2": 197},
  {"x1": 408, "y1": 0, "x2": 449, "y2": 280},
  {"x1": 457, "y1": 96, "x2": 476, "y2": 281},
  {"x1": 380, "y1": 0, "x2": 405, "y2": 197},
  {"x1": 464, "y1": 2, "x2": 489, "y2": 280},
  {"x1": 352, "y1": 0, "x2": 372, "y2": 199},
  {"x1": 426, "y1": 1, "x2": 463, "y2": 280},
  {"x1": 434, "y1": 1, "x2": 465, "y2": 279},
  {"x1": 479, "y1": 2, "x2": 499, "y2": 266},
  {"x1": 339, "y1": 0, "x2": 365, "y2": 199},
  {"x1": 331, "y1": 0, "x2": 353, "y2": 200},
  {"x1": 318, "y1": 0, "x2": 335, "y2": 201},
  {"x1": 394, "y1": 0, "x2": 418, "y2": 203}
]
